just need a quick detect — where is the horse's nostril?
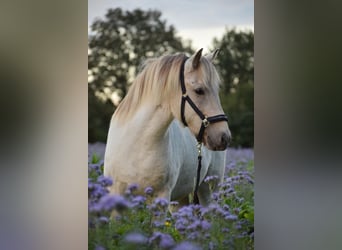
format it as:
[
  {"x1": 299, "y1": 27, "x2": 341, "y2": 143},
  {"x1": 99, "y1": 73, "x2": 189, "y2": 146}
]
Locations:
[{"x1": 221, "y1": 133, "x2": 230, "y2": 147}]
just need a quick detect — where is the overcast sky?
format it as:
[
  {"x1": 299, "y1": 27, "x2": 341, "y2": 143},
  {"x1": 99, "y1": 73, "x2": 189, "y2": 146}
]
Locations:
[{"x1": 88, "y1": 0, "x2": 254, "y2": 50}]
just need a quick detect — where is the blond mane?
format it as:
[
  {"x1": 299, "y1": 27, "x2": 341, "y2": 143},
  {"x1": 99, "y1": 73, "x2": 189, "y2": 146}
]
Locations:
[{"x1": 113, "y1": 53, "x2": 221, "y2": 122}]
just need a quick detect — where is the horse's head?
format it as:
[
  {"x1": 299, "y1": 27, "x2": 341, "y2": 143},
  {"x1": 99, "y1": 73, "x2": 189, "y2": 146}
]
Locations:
[{"x1": 172, "y1": 49, "x2": 231, "y2": 151}]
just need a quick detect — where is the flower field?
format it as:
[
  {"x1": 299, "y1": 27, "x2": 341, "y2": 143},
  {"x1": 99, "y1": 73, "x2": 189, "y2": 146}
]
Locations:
[{"x1": 88, "y1": 146, "x2": 254, "y2": 250}]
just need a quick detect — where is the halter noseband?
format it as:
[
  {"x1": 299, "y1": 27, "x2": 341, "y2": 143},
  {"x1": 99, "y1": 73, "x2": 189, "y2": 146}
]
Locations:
[{"x1": 179, "y1": 57, "x2": 228, "y2": 143}]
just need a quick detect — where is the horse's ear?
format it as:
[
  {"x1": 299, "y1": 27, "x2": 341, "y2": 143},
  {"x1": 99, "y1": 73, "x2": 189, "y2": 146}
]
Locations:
[
  {"x1": 191, "y1": 48, "x2": 203, "y2": 70},
  {"x1": 205, "y1": 49, "x2": 220, "y2": 62}
]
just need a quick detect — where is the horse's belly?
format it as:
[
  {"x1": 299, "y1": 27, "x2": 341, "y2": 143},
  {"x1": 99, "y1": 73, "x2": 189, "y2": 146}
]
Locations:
[{"x1": 105, "y1": 149, "x2": 169, "y2": 191}]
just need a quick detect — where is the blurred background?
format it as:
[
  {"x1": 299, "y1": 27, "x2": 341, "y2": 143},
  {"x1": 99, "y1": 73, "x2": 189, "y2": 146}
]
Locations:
[{"x1": 88, "y1": 1, "x2": 254, "y2": 148}]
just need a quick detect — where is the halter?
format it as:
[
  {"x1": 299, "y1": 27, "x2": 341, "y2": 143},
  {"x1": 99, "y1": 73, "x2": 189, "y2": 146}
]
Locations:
[{"x1": 179, "y1": 57, "x2": 228, "y2": 204}]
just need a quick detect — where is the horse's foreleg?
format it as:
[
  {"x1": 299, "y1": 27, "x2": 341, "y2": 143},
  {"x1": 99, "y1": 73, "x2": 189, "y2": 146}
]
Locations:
[
  {"x1": 168, "y1": 195, "x2": 189, "y2": 213},
  {"x1": 155, "y1": 188, "x2": 171, "y2": 203},
  {"x1": 196, "y1": 182, "x2": 212, "y2": 206}
]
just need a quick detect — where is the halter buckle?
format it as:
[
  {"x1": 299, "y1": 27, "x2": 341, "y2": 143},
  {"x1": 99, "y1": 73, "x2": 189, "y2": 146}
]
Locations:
[
  {"x1": 202, "y1": 118, "x2": 210, "y2": 128},
  {"x1": 197, "y1": 142, "x2": 202, "y2": 156}
]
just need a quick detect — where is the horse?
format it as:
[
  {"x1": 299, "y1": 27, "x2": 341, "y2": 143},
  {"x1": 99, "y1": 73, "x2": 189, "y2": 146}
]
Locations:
[{"x1": 104, "y1": 48, "x2": 231, "y2": 207}]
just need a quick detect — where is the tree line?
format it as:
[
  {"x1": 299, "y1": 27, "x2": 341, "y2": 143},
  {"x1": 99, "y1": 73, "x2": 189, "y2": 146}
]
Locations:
[{"x1": 89, "y1": 8, "x2": 253, "y2": 148}]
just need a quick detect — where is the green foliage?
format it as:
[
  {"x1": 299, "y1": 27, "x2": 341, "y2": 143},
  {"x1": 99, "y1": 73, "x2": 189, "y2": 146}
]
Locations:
[
  {"x1": 213, "y1": 29, "x2": 254, "y2": 147},
  {"x1": 88, "y1": 8, "x2": 193, "y2": 142},
  {"x1": 91, "y1": 153, "x2": 100, "y2": 164}
]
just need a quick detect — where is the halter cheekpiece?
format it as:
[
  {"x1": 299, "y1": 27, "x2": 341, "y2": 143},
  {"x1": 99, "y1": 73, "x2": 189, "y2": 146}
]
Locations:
[
  {"x1": 179, "y1": 57, "x2": 228, "y2": 143},
  {"x1": 179, "y1": 56, "x2": 228, "y2": 204}
]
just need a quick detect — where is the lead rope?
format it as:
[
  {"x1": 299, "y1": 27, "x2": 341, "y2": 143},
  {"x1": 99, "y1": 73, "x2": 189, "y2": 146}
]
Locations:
[{"x1": 193, "y1": 143, "x2": 202, "y2": 204}]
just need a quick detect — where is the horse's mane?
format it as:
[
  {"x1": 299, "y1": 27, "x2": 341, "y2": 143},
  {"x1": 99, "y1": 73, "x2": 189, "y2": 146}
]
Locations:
[
  {"x1": 113, "y1": 54, "x2": 186, "y2": 122},
  {"x1": 113, "y1": 53, "x2": 220, "y2": 123}
]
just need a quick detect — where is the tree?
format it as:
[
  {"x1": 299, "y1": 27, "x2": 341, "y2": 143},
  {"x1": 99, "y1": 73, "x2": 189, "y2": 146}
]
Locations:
[
  {"x1": 88, "y1": 8, "x2": 193, "y2": 142},
  {"x1": 212, "y1": 29, "x2": 254, "y2": 147}
]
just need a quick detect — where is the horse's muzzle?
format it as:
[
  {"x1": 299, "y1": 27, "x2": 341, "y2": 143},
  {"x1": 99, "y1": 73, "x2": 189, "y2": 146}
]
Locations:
[{"x1": 206, "y1": 131, "x2": 231, "y2": 151}]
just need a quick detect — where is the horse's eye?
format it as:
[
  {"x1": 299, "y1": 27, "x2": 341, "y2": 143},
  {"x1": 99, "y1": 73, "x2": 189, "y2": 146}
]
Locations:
[{"x1": 194, "y1": 88, "x2": 205, "y2": 95}]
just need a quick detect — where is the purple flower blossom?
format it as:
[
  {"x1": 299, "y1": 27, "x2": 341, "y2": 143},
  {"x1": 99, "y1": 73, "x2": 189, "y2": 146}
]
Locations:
[
  {"x1": 89, "y1": 163, "x2": 100, "y2": 171},
  {"x1": 131, "y1": 195, "x2": 146, "y2": 208},
  {"x1": 201, "y1": 220, "x2": 211, "y2": 230},
  {"x1": 174, "y1": 206, "x2": 193, "y2": 218},
  {"x1": 174, "y1": 219, "x2": 187, "y2": 232},
  {"x1": 187, "y1": 231, "x2": 200, "y2": 240},
  {"x1": 153, "y1": 197, "x2": 169, "y2": 208},
  {"x1": 170, "y1": 201, "x2": 179, "y2": 206},
  {"x1": 144, "y1": 186, "x2": 154, "y2": 195},
  {"x1": 225, "y1": 214, "x2": 238, "y2": 221},
  {"x1": 124, "y1": 232, "x2": 148, "y2": 244},
  {"x1": 159, "y1": 234, "x2": 175, "y2": 248},
  {"x1": 90, "y1": 194, "x2": 129, "y2": 212},
  {"x1": 152, "y1": 220, "x2": 165, "y2": 228},
  {"x1": 97, "y1": 175, "x2": 113, "y2": 186},
  {"x1": 127, "y1": 183, "x2": 139, "y2": 193},
  {"x1": 204, "y1": 175, "x2": 219, "y2": 183},
  {"x1": 98, "y1": 216, "x2": 109, "y2": 224},
  {"x1": 88, "y1": 182, "x2": 109, "y2": 200},
  {"x1": 149, "y1": 232, "x2": 175, "y2": 248},
  {"x1": 187, "y1": 220, "x2": 201, "y2": 231}
]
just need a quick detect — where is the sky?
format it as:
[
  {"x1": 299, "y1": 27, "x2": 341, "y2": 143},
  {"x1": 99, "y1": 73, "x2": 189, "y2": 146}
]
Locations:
[{"x1": 88, "y1": 0, "x2": 254, "y2": 50}]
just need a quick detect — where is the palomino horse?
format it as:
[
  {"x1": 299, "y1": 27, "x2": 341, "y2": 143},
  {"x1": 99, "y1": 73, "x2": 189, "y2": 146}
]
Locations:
[{"x1": 104, "y1": 49, "x2": 231, "y2": 206}]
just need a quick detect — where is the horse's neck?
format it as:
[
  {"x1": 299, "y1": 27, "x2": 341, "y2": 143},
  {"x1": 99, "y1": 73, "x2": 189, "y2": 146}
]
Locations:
[{"x1": 121, "y1": 103, "x2": 173, "y2": 149}]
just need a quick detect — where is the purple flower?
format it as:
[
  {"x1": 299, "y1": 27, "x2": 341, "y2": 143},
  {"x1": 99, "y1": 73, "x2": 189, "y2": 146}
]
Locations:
[
  {"x1": 131, "y1": 195, "x2": 146, "y2": 208},
  {"x1": 127, "y1": 183, "x2": 139, "y2": 192},
  {"x1": 174, "y1": 219, "x2": 187, "y2": 232},
  {"x1": 97, "y1": 175, "x2": 113, "y2": 186},
  {"x1": 175, "y1": 206, "x2": 193, "y2": 218},
  {"x1": 201, "y1": 220, "x2": 211, "y2": 230},
  {"x1": 170, "y1": 201, "x2": 179, "y2": 206},
  {"x1": 152, "y1": 220, "x2": 164, "y2": 228},
  {"x1": 225, "y1": 214, "x2": 238, "y2": 221},
  {"x1": 90, "y1": 194, "x2": 129, "y2": 212},
  {"x1": 204, "y1": 175, "x2": 219, "y2": 183},
  {"x1": 97, "y1": 216, "x2": 109, "y2": 224},
  {"x1": 200, "y1": 206, "x2": 210, "y2": 216},
  {"x1": 187, "y1": 231, "x2": 200, "y2": 240},
  {"x1": 173, "y1": 241, "x2": 202, "y2": 250},
  {"x1": 124, "y1": 232, "x2": 148, "y2": 244},
  {"x1": 149, "y1": 232, "x2": 175, "y2": 248},
  {"x1": 144, "y1": 186, "x2": 154, "y2": 195},
  {"x1": 153, "y1": 198, "x2": 169, "y2": 208},
  {"x1": 159, "y1": 234, "x2": 175, "y2": 248},
  {"x1": 187, "y1": 220, "x2": 201, "y2": 231},
  {"x1": 222, "y1": 204, "x2": 230, "y2": 211},
  {"x1": 88, "y1": 163, "x2": 100, "y2": 171},
  {"x1": 88, "y1": 182, "x2": 109, "y2": 200}
]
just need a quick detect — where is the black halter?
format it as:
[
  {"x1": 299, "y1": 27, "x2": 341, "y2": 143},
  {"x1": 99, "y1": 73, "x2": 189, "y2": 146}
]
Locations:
[
  {"x1": 179, "y1": 57, "x2": 228, "y2": 143},
  {"x1": 179, "y1": 56, "x2": 228, "y2": 204}
]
